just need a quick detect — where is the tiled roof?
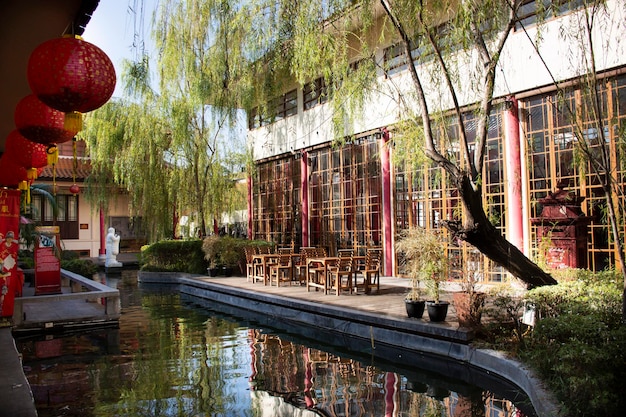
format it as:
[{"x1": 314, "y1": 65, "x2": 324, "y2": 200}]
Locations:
[{"x1": 39, "y1": 157, "x2": 92, "y2": 181}]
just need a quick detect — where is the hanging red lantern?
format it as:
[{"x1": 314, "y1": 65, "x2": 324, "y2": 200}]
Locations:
[
  {"x1": 14, "y1": 94, "x2": 77, "y2": 145},
  {"x1": 27, "y1": 35, "x2": 116, "y2": 130},
  {"x1": 69, "y1": 184, "x2": 81, "y2": 195},
  {"x1": 0, "y1": 155, "x2": 29, "y2": 188},
  {"x1": 4, "y1": 130, "x2": 49, "y2": 170}
]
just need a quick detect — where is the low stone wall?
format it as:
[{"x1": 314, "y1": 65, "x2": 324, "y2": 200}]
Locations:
[{"x1": 138, "y1": 271, "x2": 560, "y2": 417}]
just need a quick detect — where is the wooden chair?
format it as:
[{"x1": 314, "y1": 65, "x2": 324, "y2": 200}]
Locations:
[
  {"x1": 355, "y1": 249, "x2": 381, "y2": 294},
  {"x1": 337, "y1": 248, "x2": 353, "y2": 259},
  {"x1": 243, "y1": 246, "x2": 256, "y2": 282},
  {"x1": 277, "y1": 247, "x2": 293, "y2": 255},
  {"x1": 328, "y1": 256, "x2": 354, "y2": 296},
  {"x1": 269, "y1": 253, "x2": 293, "y2": 286},
  {"x1": 295, "y1": 247, "x2": 317, "y2": 285},
  {"x1": 306, "y1": 247, "x2": 328, "y2": 289}
]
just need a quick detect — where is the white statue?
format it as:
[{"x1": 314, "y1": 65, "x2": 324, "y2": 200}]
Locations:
[{"x1": 105, "y1": 227, "x2": 123, "y2": 267}]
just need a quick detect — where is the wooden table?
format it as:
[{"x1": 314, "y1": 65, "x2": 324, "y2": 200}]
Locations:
[
  {"x1": 306, "y1": 257, "x2": 339, "y2": 294},
  {"x1": 251, "y1": 254, "x2": 278, "y2": 285}
]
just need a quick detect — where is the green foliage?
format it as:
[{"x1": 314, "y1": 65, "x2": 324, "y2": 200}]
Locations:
[
  {"x1": 525, "y1": 269, "x2": 622, "y2": 327},
  {"x1": 139, "y1": 239, "x2": 207, "y2": 274},
  {"x1": 522, "y1": 315, "x2": 626, "y2": 417},
  {"x1": 202, "y1": 236, "x2": 271, "y2": 272},
  {"x1": 395, "y1": 227, "x2": 448, "y2": 301},
  {"x1": 60, "y1": 258, "x2": 99, "y2": 278},
  {"x1": 518, "y1": 271, "x2": 625, "y2": 417}
]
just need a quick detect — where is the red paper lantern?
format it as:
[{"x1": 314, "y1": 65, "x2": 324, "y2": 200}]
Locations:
[
  {"x1": 4, "y1": 130, "x2": 49, "y2": 170},
  {"x1": 69, "y1": 184, "x2": 81, "y2": 195},
  {"x1": 27, "y1": 35, "x2": 116, "y2": 113},
  {"x1": 14, "y1": 95, "x2": 76, "y2": 145},
  {"x1": 0, "y1": 155, "x2": 29, "y2": 188}
]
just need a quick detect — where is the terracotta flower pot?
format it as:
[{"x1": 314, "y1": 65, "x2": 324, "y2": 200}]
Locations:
[{"x1": 452, "y1": 292, "x2": 485, "y2": 328}]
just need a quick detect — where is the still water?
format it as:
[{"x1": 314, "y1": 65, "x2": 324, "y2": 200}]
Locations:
[{"x1": 16, "y1": 271, "x2": 535, "y2": 417}]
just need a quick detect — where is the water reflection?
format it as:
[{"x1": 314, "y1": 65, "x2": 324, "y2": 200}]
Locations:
[{"x1": 16, "y1": 272, "x2": 533, "y2": 417}]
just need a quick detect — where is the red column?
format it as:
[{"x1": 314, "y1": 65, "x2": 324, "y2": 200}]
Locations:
[
  {"x1": 301, "y1": 151, "x2": 309, "y2": 247},
  {"x1": 99, "y1": 206, "x2": 106, "y2": 259},
  {"x1": 505, "y1": 96, "x2": 524, "y2": 251},
  {"x1": 380, "y1": 130, "x2": 393, "y2": 275},
  {"x1": 247, "y1": 174, "x2": 253, "y2": 239}
]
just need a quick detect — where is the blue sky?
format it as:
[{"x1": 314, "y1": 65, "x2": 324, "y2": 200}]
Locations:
[{"x1": 82, "y1": 1, "x2": 157, "y2": 99}]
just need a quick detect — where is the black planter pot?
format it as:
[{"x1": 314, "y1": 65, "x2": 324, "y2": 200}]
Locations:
[
  {"x1": 221, "y1": 267, "x2": 233, "y2": 277},
  {"x1": 208, "y1": 268, "x2": 220, "y2": 277},
  {"x1": 405, "y1": 300, "x2": 426, "y2": 318},
  {"x1": 426, "y1": 301, "x2": 449, "y2": 322}
]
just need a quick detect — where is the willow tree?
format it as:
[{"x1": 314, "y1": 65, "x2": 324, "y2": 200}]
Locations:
[
  {"x1": 82, "y1": 0, "x2": 248, "y2": 239},
  {"x1": 187, "y1": 0, "x2": 555, "y2": 286}
]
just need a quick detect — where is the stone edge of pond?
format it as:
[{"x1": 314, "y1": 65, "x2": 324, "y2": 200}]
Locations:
[{"x1": 138, "y1": 271, "x2": 561, "y2": 417}]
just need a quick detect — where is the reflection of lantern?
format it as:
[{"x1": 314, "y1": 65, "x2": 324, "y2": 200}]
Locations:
[
  {"x1": 4, "y1": 130, "x2": 48, "y2": 170},
  {"x1": 14, "y1": 95, "x2": 76, "y2": 145},
  {"x1": 27, "y1": 35, "x2": 116, "y2": 131}
]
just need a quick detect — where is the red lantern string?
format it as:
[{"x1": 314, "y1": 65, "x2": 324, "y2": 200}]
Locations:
[
  {"x1": 4, "y1": 130, "x2": 48, "y2": 169},
  {"x1": 0, "y1": 155, "x2": 29, "y2": 188},
  {"x1": 27, "y1": 35, "x2": 116, "y2": 132},
  {"x1": 14, "y1": 95, "x2": 77, "y2": 145}
]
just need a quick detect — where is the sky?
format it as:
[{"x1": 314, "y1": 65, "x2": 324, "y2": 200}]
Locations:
[{"x1": 82, "y1": 1, "x2": 157, "y2": 99}]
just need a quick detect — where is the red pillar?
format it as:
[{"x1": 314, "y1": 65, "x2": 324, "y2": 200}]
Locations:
[
  {"x1": 380, "y1": 129, "x2": 393, "y2": 276},
  {"x1": 247, "y1": 174, "x2": 253, "y2": 239},
  {"x1": 505, "y1": 96, "x2": 524, "y2": 251},
  {"x1": 301, "y1": 151, "x2": 309, "y2": 247},
  {"x1": 99, "y1": 206, "x2": 106, "y2": 259}
]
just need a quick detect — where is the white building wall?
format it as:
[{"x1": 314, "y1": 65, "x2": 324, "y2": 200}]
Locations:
[
  {"x1": 57, "y1": 187, "x2": 131, "y2": 257},
  {"x1": 248, "y1": 1, "x2": 626, "y2": 160}
]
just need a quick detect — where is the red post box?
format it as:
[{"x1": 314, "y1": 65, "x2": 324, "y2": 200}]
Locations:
[{"x1": 531, "y1": 183, "x2": 592, "y2": 269}]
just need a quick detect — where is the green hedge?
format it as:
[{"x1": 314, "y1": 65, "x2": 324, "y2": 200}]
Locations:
[
  {"x1": 521, "y1": 270, "x2": 625, "y2": 417},
  {"x1": 61, "y1": 258, "x2": 99, "y2": 277},
  {"x1": 139, "y1": 239, "x2": 208, "y2": 274}
]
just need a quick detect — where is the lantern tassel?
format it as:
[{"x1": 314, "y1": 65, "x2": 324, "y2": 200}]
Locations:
[
  {"x1": 64, "y1": 111, "x2": 83, "y2": 133},
  {"x1": 47, "y1": 145, "x2": 59, "y2": 166},
  {"x1": 18, "y1": 181, "x2": 30, "y2": 205}
]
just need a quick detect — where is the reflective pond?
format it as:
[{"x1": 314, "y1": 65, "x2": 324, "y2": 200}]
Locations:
[{"x1": 16, "y1": 271, "x2": 536, "y2": 417}]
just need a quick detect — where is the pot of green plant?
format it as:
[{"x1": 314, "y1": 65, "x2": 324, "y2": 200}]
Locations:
[
  {"x1": 396, "y1": 227, "x2": 447, "y2": 319},
  {"x1": 405, "y1": 298, "x2": 426, "y2": 319},
  {"x1": 406, "y1": 228, "x2": 449, "y2": 323},
  {"x1": 425, "y1": 300, "x2": 449, "y2": 322},
  {"x1": 425, "y1": 269, "x2": 449, "y2": 322},
  {"x1": 451, "y1": 248, "x2": 485, "y2": 328},
  {"x1": 202, "y1": 235, "x2": 222, "y2": 277}
]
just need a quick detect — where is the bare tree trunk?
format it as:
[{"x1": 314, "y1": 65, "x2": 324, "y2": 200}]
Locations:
[{"x1": 444, "y1": 173, "x2": 557, "y2": 288}]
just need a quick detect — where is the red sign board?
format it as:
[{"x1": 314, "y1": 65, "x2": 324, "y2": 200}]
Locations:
[
  {"x1": 34, "y1": 226, "x2": 61, "y2": 295},
  {"x1": 0, "y1": 190, "x2": 20, "y2": 318}
]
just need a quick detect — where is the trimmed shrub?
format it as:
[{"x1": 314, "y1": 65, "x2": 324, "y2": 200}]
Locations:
[
  {"x1": 61, "y1": 258, "x2": 98, "y2": 277},
  {"x1": 520, "y1": 271, "x2": 625, "y2": 417},
  {"x1": 139, "y1": 239, "x2": 207, "y2": 274}
]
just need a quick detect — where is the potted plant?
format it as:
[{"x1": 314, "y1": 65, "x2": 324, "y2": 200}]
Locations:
[
  {"x1": 202, "y1": 235, "x2": 222, "y2": 276},
  {"x1": 218, "y1": 236, "x2": 244, "y2": 276},
  {"x1": 451, "y1": 247, "x2": 486, "y2": 328},
  {"x1": 395, "y1": 228, "x2": 431, "y2": 318},
  {"x1": 399, "y1": 227, "x2": 450, "y2": 322}
]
